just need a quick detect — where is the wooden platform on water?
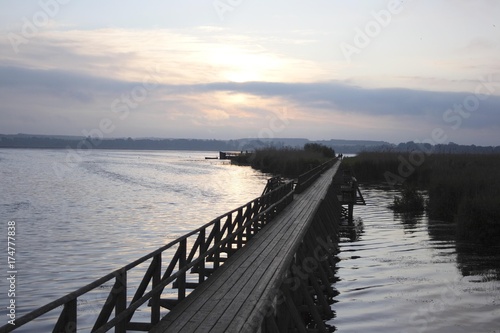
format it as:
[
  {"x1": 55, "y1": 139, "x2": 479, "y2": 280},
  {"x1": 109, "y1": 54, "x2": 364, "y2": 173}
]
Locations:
[{"x1": 151, "y1": 161, "x2": 341, "y2": 333}]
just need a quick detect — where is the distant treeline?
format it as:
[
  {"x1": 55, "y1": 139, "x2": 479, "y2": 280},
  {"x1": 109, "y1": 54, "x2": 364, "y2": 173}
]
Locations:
[
  {"x1": 344, "y1": 152, "x2": 500, "y2": 245},
  {"x1": 366, "y1": 141, "x2": 500, "y2": 154},
  {"x1": 1, "y1": 134, "x2": 499, "y2": 154},
  {"x1": 0, "y1": 134, "x2": 382, "y2": 153},
  {"x1": 0, "y1": 135, "x2": 239, "y2": 151}
]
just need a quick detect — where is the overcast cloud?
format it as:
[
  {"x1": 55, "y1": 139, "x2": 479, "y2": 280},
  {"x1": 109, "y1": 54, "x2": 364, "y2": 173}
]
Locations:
[{"x1": 1, "y1": 1, "x2": 499, "y2": 145}]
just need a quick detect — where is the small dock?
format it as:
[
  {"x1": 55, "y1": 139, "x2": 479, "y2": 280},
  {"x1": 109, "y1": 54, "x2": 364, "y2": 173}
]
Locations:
[{"x1": 1, "y1": 159, "x2": 364, "y2": 333}]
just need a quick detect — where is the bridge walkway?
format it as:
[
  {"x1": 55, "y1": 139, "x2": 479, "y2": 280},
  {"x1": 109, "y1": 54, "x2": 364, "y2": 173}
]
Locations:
[{"x1": 151, "y1": 161, "x2": 341, "y2": 333}]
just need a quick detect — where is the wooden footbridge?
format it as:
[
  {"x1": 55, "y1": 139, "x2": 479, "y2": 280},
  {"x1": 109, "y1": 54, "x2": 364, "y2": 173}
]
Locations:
[{"x1": 1, "y1": 159, "x2": 364, "y2": 333}]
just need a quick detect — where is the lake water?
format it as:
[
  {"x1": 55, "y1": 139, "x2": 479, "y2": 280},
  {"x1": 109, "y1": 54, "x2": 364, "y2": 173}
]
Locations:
[
  {"x1": 330, "y1": 185, "x2": 500, "y2": 333},
  {"x1": 0, "y1": 149, "x2": 269, "y2": 331},
  {"x1": 1, "y1": 149, "x2": 499, "y2": 332}
]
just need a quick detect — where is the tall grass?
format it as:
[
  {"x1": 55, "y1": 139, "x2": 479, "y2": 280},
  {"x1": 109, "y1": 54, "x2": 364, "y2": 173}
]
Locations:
[
  {"x1": 342, "y1": 152, "x2": 404, "y2": 183},
  {"x1": 389, "y1": 185, "x2": 425, "y2": 213},
  {"x1": 345, "y1": 152, "x2": 500, "y2": 244}
]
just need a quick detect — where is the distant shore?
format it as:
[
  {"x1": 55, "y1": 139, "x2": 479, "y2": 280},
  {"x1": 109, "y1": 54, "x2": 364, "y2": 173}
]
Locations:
[{"x1": 2, "y1": 134, "x2": 500, "y2": 155}]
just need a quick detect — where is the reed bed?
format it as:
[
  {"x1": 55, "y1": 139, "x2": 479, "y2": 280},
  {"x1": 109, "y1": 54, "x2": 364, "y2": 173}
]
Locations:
[
  {"x1": 232, "y1": 144, "x2": 336, "y2": 178},
  {"x1": 344, "y1": 152, "x2": 500, "y2": 244}
]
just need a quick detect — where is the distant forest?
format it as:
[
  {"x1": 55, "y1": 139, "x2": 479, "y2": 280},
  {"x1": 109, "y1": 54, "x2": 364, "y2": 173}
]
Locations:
[
  {"x1": 0, "y1": 135, "x2": 242, "y2": 151},
  {"x1": 1, "y1": 134, "x2": 499, "y2": 154}
]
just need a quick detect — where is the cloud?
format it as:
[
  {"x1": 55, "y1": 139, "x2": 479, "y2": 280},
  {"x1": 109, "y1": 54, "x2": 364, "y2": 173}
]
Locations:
[
  {"x1": 202, "y1": 109, "x2": 230, "y2": 121},
  {"x1": 1, "y1": 64, "x2": 499, "y2": 135},
  {"x1": 188, "y1": 81, "x2": 500, "y2": 129},
  {"x1": 0, "y1": 25, "x2": 499, "y2": 144},
  {"x1": 0, "y1": 27, "x2": 328, "y2": 87},
  {"x1": 0, "y1": 65, "x2": 134, "y2": 95}
]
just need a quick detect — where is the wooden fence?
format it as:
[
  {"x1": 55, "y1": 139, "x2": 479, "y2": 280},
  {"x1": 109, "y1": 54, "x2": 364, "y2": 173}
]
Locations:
[
  {"x1": 295, "y1": 158, "x2": 337, "y2": 193},
  {"x1": 1, "y1": 181, "x2": 294, "y2": 333}
]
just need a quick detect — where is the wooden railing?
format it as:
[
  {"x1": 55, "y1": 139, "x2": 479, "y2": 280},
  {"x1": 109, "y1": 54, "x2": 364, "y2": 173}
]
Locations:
[
  {"x1": 261, "y1": 176, "x2": 284, "y2": 196},
  {"x1": 295, "y1": 158, "x2": 337, "y2": 193},
  {"x1": 0, "y1": 180, "x2": 295, "y2": 333}
]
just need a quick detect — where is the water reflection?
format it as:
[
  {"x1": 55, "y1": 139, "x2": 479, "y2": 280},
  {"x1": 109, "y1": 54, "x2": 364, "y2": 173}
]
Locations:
[
  {"x1": 427, "y1": 219, "x2": 500, "y2": 281},
  {"x1": 394, "y1": 212, "x2": 425, "y2": 231},
  {"x1": 332, "y1": 185, "x2": 500, "y2": 332},
  {"x1": 339, "y1": 217, "x2": 364, "y2": 242},
  {"x1": 456, "y1": 243, "x2": 500, "y2": 280},
  {"x1": 427, "y1": 219, "x2": 456, "y2": 243}
]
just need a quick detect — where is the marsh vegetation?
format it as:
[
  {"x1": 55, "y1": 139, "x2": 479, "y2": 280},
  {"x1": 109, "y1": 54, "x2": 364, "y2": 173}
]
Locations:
[
  {"x1": 232, "y1": 143, "x2": 336, "y2": 178},
  {"x1": 344, "y1": 152, "x2": 500, "y2": 244},
  {"x1": 389, "y1": 185, "x2": 425, "y2": 213}
]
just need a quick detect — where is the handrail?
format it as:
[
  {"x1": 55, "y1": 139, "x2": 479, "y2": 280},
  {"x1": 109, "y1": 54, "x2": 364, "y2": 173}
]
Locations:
[
  {"x1": 261, "y1": 176, "x2": 283, "y2": 196},
  {"x1": 0, "y1": 180, "x2": 295, "y2": 333},
  {"x1": 295, "y1": 158, "x2": 337, "y2": 193}
]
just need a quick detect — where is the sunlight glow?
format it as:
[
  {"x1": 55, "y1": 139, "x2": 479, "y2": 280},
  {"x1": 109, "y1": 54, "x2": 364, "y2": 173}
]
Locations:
[
  {"x1": 225, "y1": 93, "x2": 251, "y2": 104},
  {"x1": 225, "y1": 71, "x2": 260, "y2": 83}
]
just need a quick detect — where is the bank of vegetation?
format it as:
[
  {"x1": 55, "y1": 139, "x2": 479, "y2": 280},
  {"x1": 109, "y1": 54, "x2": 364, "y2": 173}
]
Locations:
[
  {"x1": 344, "y1": 152, "x2": 500, "y2": 245},
  {"x1": 389, "y1": 184, "x2": 426, "y2": 213},
  {"x1": 232, "y1": 143, "x2": 336, "y2": 178}
]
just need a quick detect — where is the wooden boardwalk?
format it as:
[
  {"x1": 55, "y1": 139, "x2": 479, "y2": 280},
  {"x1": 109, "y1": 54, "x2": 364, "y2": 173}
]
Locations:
[{"x1": 151, "y1": 161, "x2": 341, "y2": 333}]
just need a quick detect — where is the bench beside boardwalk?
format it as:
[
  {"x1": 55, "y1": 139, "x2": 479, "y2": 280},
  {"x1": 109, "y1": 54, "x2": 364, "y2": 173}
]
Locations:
[{"x1": 152, "y1": 161, "x2": 342, "y2": 333}]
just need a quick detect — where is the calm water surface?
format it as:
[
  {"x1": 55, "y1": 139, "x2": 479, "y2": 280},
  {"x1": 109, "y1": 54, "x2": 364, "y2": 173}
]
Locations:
[
  {"x1": 0, "y1": 149, "x2": 269, "y2": 331},
  {"x1": 2, "y1": 150, "x2": 500, "y2": 332},
  {"x1": 330, "y1": 185, "x2": 500, "y2": 333}
]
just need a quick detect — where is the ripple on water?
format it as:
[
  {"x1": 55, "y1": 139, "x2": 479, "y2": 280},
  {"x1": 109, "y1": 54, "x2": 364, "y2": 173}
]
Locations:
[
  {"x1": 331, "y1": 185, "x2": 500, "y2": 332},
  {"x1": 0, "y1": 149, "x2": 269, "y2": 331}
]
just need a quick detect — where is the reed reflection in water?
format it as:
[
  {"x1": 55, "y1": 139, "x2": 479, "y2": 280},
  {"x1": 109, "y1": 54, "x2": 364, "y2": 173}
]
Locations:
[{"x1": 330, "y1": 185, "x2": 500, "y2": 333}]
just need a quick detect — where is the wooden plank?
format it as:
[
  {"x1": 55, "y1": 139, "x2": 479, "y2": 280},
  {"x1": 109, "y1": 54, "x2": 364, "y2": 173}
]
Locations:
[
  {"x1": 219, "y1": 183, "x2": 330, "y2": 332},
  {"x1": 151, "y1": 162, "x2": 340, "y2": 333},
  {"x1": 205, "y1": 197, "x2": 317, "y2": 332},
  {"x1": 239, "y1": 166, "x2": 339, "y2": 332},
  {"x1": 192, "y1": 232, "x2": 296, "y2": 331}
]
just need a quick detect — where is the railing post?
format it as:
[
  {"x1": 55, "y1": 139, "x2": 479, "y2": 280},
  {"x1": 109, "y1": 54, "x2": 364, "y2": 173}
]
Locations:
[
  {"x1": 198, "y1": 229, "x2": 206, "y2": 284},
  {"x1": 213, "y1": 219, "x2": 221, "y2": 270},
  {"x1": 151, "y1": 253, "x2": 161, "y2": 325},
  {"x1": 222, "y1": 213, "x2": 234, "y2": 258},
  {"x1": 114, "y1": 269, "x2": 127, "y2": 333},
  {"x1": 52, "y1": 298, "x2": 77, "y2": 333},
  {"x1": 178, "y1": 239, "x2": 187, "y2": 301},
  {"x1": 246, "y1": 201, "x2": 255, "y2": 236},
  {"x1": 237, "y1": 207, "x2": 244, "y2": 249}
]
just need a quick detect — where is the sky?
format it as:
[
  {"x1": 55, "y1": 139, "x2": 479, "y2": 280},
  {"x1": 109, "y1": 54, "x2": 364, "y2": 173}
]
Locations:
[{"x1": 0, "y1": 0, "x2": 499, "y2": 145}]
